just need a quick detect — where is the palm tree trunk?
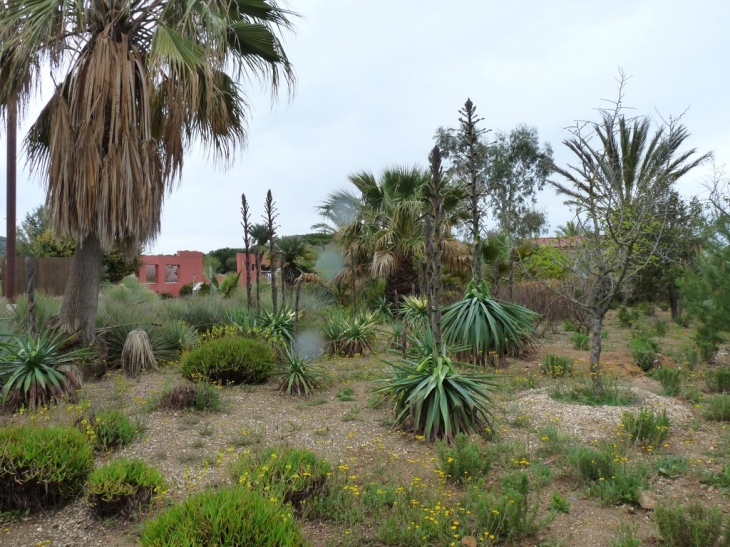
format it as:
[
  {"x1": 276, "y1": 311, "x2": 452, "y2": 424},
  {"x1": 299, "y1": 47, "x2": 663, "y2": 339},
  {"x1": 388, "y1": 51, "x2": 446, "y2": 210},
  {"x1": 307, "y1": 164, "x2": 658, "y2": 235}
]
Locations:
[
  {"x1": 508, "y1": 246, "x2": 516, "y2": 300},
  {"x1": 60, "y1": 233, "x2": 104, "y2": 344},
  {"x1": 280, "y1": 256, "x2": 286, "y2": 310},
  {"x1": 255, "y1": 253, "x2": 262, "y2": 314},
  {"x1": 493, "y1": 258, "x2": 500, "y2": 295},
  {"x1": 5, "y1": 94, "x2": 17, "y2": 300}
]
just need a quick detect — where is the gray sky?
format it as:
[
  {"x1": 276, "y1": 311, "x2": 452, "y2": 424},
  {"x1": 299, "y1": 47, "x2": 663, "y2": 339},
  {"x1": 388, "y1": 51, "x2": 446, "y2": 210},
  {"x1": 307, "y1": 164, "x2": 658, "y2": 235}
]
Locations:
[{"x1": 2, "y1": 0, "x2": 729, "y2": 254}]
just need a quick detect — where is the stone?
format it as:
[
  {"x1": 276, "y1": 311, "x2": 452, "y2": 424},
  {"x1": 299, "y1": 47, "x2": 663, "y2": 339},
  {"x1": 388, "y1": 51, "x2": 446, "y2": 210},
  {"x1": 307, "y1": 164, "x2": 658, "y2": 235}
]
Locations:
[{"x1": 639, "y1": 490, "x2": 657, "y2": 511}]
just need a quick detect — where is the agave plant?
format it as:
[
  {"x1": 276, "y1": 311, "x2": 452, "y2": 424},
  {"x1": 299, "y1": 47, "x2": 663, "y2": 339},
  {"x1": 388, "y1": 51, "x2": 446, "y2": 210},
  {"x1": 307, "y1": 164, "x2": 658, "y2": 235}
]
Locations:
[
  {"x1": 257, "y1": 308, "x2": 296, "y2": 346},
  {"x1": 377, "y1": 353, "x2": 497, "y2": 442},
  {"x1": 442, "y1": 280, "x2": 538, "y2": 366},
  {"x1": 0, "y1": 330, "x2": 88, "y2": 411},
  {"x1": 276, "y1": 347, "x2": 328, "y2": 397}
]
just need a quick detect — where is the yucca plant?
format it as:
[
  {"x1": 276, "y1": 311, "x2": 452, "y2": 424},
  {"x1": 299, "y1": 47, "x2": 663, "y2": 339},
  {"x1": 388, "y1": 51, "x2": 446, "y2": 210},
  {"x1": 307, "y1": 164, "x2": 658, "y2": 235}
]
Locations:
[
  {"x1": 443, "y1": 279, "x2": 538, "y2": 366},
  {"x1": 0, "y1": 330, "x2": 88, "y2": 411},
  {"x1": 121, "y1": 330, "x2": 157, "y2": 378},
  {"x1": 377, "y1": 353, "x2": 497, "y2": 442},
  {"x1": 258, "y1": 308, "x2": 296, "y2": 346},
  {"x1": 399, "y1": 294, "x2": 429, "y2": 329},
  {"x1": 340, "y1": 311, "x2": 379, "y2": 357},
  {"x1": 276, "y1": 347, "x2": 328, "y2": 397},
  {"x1": 322, "y1": 311, "x2": 348, "y2": 355}
]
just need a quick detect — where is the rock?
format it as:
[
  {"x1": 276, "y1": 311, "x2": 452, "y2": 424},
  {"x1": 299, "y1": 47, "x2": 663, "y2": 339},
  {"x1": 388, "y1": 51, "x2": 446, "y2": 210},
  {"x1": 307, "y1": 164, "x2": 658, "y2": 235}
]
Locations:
[
  {"x1": 639, "y1": 490, "x2": 657, "y2": 511},
  {"x1": 461, "y1": 537, "x2": 477, "y2": 547}
]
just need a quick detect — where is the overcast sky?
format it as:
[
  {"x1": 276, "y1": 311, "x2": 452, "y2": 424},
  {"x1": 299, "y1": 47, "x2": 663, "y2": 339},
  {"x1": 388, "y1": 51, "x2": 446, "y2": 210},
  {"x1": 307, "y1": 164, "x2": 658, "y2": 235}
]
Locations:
[{"x1": 2, "y1": 0, "x2": 728, "y2": 255}]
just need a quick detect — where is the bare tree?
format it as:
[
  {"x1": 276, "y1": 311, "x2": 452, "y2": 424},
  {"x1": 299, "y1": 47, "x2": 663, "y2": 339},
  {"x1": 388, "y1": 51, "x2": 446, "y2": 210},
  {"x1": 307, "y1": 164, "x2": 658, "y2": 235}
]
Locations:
[
  {"x1": 240, "y1": 193, "x2": 253, "y2": 312},
  {"x1": 549, "y1": 76, "x2": 709, "y2": 394},
  {"x1": 264, "y1": 190, "x2": 279, "y2": 314},
  {"x1": 425, "y1": 146, "x2": 445, "y2": 357}
]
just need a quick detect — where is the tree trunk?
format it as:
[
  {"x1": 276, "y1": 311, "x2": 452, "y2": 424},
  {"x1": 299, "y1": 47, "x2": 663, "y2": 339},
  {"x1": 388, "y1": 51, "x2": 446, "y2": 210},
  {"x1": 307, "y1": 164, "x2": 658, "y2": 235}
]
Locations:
[
  {"x1": 255, "y1": 253, "x2": 262, "y2": 314},
  {"x1": 508, "y1": 246, "x2": 516, "y2": 300},
  {"x1": 385, "y1": 255, "x2": 417, "y2": 304},
  {"x1": 60, "y1": 233, "x2": 104, "y2": 344},
  {"x1": 5, "y1": 94, "x2": 17, "y2": 300},
  {"x1": 280, "y1": 256, "x2": 286, "y2": 310},
  {"x1": 270, "y1": 251, "x2": 278, "y2": 315},
  {"x1": 294, "y1": 278, "x2": 302, "y2": 336},
  {"x1": 668, "y1": 284, "x2": 683, "y2": 320},
  {"x1": 589, "y1": 310, "x2": 605, "y2": 395},
  {"x1": 493, "y1": 258, "x2": 500, "y2": 294}
]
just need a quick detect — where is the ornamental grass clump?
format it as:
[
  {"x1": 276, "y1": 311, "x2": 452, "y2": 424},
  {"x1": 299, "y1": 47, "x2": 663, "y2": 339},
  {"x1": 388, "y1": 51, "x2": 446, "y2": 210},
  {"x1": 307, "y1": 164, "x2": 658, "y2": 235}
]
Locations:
[
  {"x1": 85, "y1": 458, "x2": 166, "y2": 520},
  {"x1": 654, "y1": 367, "x2": 683, "y2": 396},
  {"x1": 0, "y1": 330, "x2": 86, "y2": 412},
  {"x1": 230, "y1": 446, "x2": 330, "y2": 506},
  {"x1": 0, "y1": 426, "x2": 93, "y2": 512},
  {"x1": 436, "y1": 432, "x2": 493, "y2": 483},
  {"x1": 76, "y1": 408, "x2": 139, "y2": 451},
  {"x1": 180, "y1": 336, "x2": 273, "y2": 385},
  {"x1": 121, "y1": 329, "x2": 157, "y2": 377},
  {"x1": 706, "y1": 395, "x2": 730, "y2": 422},
  {"x1": 140, "y1": 486, "x2": 306, "y2": 547},
  {"x1": 156, "y1": 382, "x2": 222, "y2": 412}
]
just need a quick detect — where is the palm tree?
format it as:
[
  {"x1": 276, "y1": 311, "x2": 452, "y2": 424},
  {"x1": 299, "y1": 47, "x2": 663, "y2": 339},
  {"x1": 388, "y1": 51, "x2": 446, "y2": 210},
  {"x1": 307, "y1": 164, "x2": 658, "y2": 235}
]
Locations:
[
  {"x1": 0, "y1": 0, "x2": 294, "y2": 342},
  {"x1": 276, "y1": 236, "x2": 312, "y2": 287},
  {"x1": 323, "y1": 166, "x2": 469, "y2": 303},
  {"x1": 248, "y1": 223, "x2": 271, "y2": 313}
]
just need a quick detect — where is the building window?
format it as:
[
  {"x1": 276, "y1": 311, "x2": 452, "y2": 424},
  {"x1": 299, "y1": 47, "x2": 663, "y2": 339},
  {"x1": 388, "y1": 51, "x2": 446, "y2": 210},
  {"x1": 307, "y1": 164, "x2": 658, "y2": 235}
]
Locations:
[
  {"x1": 165, "y1": 264, "x2": 179, "y2": 283},
  {"x1": 145, "y1": 264, "x2": 157, "y2": 284}
]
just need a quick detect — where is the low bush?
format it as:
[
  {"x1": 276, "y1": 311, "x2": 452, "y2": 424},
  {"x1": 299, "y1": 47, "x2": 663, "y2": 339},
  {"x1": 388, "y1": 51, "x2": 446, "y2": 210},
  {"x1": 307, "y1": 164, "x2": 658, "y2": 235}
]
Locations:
[
  {"x1": 707, "y1": 367, "x2": 730, "y2": 393},
  {"x1": 617, "y1": 306, "x2": 640, "y2": 328},
  {"x1": 178, "y1": 283, "x2": 193, "y2": 297},
  {"x1": 436, "y1": 433, "x2": 493, "y2": 483},
  {"x1": 668, "y1": 343, "x2": 700, "y2": 371},
  {"x1": 568, "y1": 446, "x2": 615, "y2": 483},
  {"x1": 230, "y1": 446, "x2": 330, "y2": 506},
  {"x1": 654, "y1": 501, "x2": 727, "y2": 547},
  {"x1": 592, "y1": 463, "x2": 648, "y2": 506},
  {"x1": 140, "y1": 486, "x2": 305, "y2": 547},
  {"x1": 180, "y1": 336, "x2": 273, "y2": 385},
  {"x1": 654, "y1": 319, "x2": 669, "y2": 336},
  {"x1": 77, "y1": 409, "x2": 138, "y2": 451},
  {"x1": 620, "y1": 408, "x2": 670, "y2": 447},
  {"x1": 706, "y1": 395, "x2": 730, "y2": 422},
  {"x1": 571, "y1": 331, "x2": 589, "y2": 351},
  {"x1": 156, "y1": 382, "x2": 223, "y2": 412},
  {"x1": 653, "y1": 367, "x2": 683, "y2": 396},
  {"x1": 635, "y1": 301, "x2": 655, "y2": 317},
  {"x1": 85, "y1": 459, "x2": 166, "y2": 520},
  {"x1": 628, "y1": 335, "x2": 658, "y2": 372},
  {"x1": 462, "y1": 472, "x2": 542, "y2": 543},
  {"x1": 0, "y1": 426, "x2": 93, "y2": 512},
  {"x1": 323, "y1": 310, "x2": 379, "y2": 357},
  {"x1": 609, "y1": 523, "x2": 641, "y2": 547},
  {"x1": 656, "y1": 454, "x2": 690, "y2": 478},
  {"x1": 540, "y1": 354, "x2": 574, "y2": 377}
]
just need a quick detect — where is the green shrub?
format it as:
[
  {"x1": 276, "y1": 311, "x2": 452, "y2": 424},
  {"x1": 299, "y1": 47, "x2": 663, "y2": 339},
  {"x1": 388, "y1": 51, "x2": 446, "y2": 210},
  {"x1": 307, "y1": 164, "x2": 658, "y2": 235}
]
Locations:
[
  {"x1": 463, "y1": 472, "x2": 541, "y2": 542},
  {"x1": 617, "y1": 306, "x2": 640, "y2": 328},
  {"x1": 659, "y1": 302, "x2": 670, "y2": 312},
  {"x1": 629, "y1": 335, "x2": 658, "y2": 372},
  {"x1": 180, "y1": 336, "x2": 273, "y2": 385},
  {"x1": 669, "y1": 344, "x2": 700, "y2": 371},
  {"x1": 707, "y1": 367, "x2": 730, "y2": 393},
  {"x1": 230, "y1": 446, "x2": 330, "y2": 506},
  {"x1": 540, "y1": 354, "x2": 574, "y2": 377},
  {"x1": 550, "y1": 492, "x2": 570, "y2": 514},
  {"x1": 157, "y1": 382, "x2": 223, "y2": 412},
  {"x1": 140, "y1": 486, "x2": 306, "y2": 547},
  {"x1": 620, "y1": 408, "x2": 670, "y2": 447},
  {"x1": 436, "y1": 433, "x2": 492, "y2": 483},
  {"x1": 654, "y1": 319, "x2": 669, "y2": 336},
  {"x1": 654, "y1": 367, "x2": 682, "y2": 396},
  {"x1": 568, "y1": 446, "x2": 615, "y2": 483},
  {"x1": 701, "y1": 464, "x2": 730, "y2": 488},
  {"x1": 609, "y1": 523, "x2": 641, "y2": 547},
  {"x1": 77, "y1": 409, "x2": 138, "y2": 451},
  {"x1": 323, "y1": 310, "x2": 379, "y2": 357},
  {"x1": 592, "y1": 464, "x2": 648, "y2": 505},
  {"x1": 178, "y1": 283, "x2": 193, "y2": 297},
  {"x1": 706, "y1": 395, "x2": 730, "y2": 422},
  {"x1": 571, "y1": 331, "x2": 589, "y2": 351},
  {"x1": 85, "y1": 459, "x2": 166, "y2": 520},
  {"x1": 636, "y1": 301, "x2": 655, "y2": 317},
  {"x1": 257, "y1": 308, "x2": 296, "y2": 346},
  {"x1": 654, "y1": 501, "x2": 726, "y2": 547},
  {"x1": 656, "y1": 454, "x2": 689, "y2": 478},
  {"x1": 0, "y1": 426, "x2": 93, "y2": 512}
]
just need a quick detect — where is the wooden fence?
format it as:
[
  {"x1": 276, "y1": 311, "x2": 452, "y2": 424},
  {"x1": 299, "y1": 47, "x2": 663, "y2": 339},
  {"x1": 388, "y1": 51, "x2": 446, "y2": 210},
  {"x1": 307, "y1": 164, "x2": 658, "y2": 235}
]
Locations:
[{"x1": 1, "y1": 257, "x2": 73, "y2": 297}]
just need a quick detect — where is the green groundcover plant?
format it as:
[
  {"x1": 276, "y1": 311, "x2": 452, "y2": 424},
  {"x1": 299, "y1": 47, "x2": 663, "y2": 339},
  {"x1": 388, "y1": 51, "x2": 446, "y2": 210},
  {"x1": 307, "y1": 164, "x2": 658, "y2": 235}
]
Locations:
[
  {"x1": 180, "y1": 336, "x2": 273, "y2": 385},
  {"x1": 0, "y1": 425, "x2": 94, "y2": 512},
  {"x1": 140, "y1": 486, "x2": 306, "y2": 547}
]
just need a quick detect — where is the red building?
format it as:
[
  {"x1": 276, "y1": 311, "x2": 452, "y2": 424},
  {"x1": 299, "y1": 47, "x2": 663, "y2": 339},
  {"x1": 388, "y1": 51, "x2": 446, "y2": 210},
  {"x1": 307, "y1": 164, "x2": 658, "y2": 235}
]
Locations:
[
  {"x1": 236, "y1": 253, "x2": 270, "y2": 283},
  {"x1": 138, "y1": 251, "x2": 203, "y2": 296}
]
